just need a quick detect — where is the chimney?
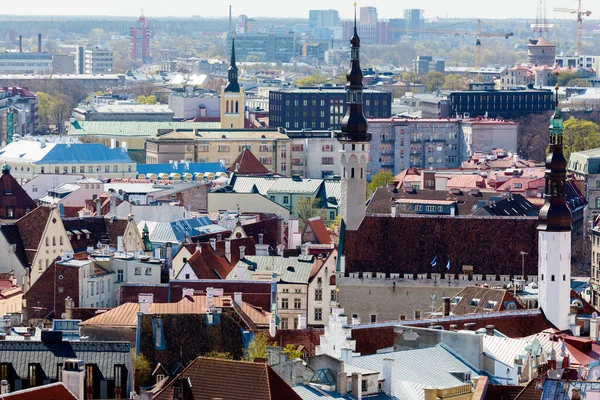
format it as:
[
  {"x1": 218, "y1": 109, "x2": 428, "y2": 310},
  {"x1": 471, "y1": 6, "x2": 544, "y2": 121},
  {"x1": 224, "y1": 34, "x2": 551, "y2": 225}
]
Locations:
[
  {"x1": 19, "y1": 36, "x2": 22, "y2": 53},
  {"x1": 38, "y1": 33, "x2": 42, "y2": 53},
  {"x1": 182, "y1": 288, "x2": 194, "y2": 299},
  {"x1": 258, "y1": 233, "x2": 264, "y2": 244},
  {"x1": 464, "y1": 322, "x2": 477, "y2": 331},
  {"x1": 337, "y1": 372, "x2": 348, "y2": 396},
  {"x1": 269, "y1": 314, "x2": 277, "y2": 337},
  {"x1": 233, "y1": 292, "x2": 242, "y2": 307},
  {"x1": 139, "y1": 300, "x2": 151, "y2": 313},
  {"x1": 239, "y1": 245, "x2": 246, "y2": 260},
  {"x1": 165, "y1": 242, "x2": 173, "y2": 272},
  {"x1": 65, "y1": 297, "x2": 73, "y2": 320},
  {"x1": 298, "y1": 314, "x2": 307, "y2": 330},
  {"x1": 277, "y1": 244, "x2": 284, "y2": 256},
  {"x1": 351, "y1": 316, "x2": 361, "y2": 325},
  {"x1": 225, "y1": 238, "x2": 231, "y2": 261},
  {"x1": 210, "y1": 238, "x2": 216, "y2": 250},
  {"x1": 206, "y1": 287, "x2": 214, "y2": 310},
  {"x1": 62, "y1": 359, "x2": 85, "y2": 400},
  {"x1": 341, "y1": 348, "x2": 353, "y2": 365},
  {"x1": 109, "y1": 194, "x2": 117, "y2": 216},
  {"x1": 485, "y1": 325, "x2": 495, "y2": 336},
  {"x1": 351, "y1": 373, "x2": 363, "y2": 400},
  {"x1": 95, "y1": 198, "x2": 102, "y2": 216},
  {"x1": 443, "y1": 297, "x2": 451, "y2": 317},
  {"x1": 382, "y1": 358, "x2": 394, "y2": 396},
  {"x1": 391, "y1": 205, "x2": 397, "y2": 217},
  {"x1": 0, "y1": 380, "x2": 9, "y2": 394}
]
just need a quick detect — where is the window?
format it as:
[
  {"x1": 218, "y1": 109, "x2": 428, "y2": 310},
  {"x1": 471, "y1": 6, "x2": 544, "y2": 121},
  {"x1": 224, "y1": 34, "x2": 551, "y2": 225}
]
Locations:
[
  {"x1": 145, "y1": 267, "x2": 152, "y2": 276},
  {"x1": 28, "y1": 363, "x2": 37, "y2": 387},
  {"x1": 117, "y1": 270, "x2": 124, "y2": 282},
  {"x1": 362, "y1": 379, "x2": 367, "y2": 392},
  {"x1": 6, "y1": 208, "x2": 14, "y2": 218},
  {"x1": 283, "y1": 196, "x2": 289, "y2": 204},
  {"x1": 294, "y1": 317, "x2": 299, "y2": 329},
  {"x1": 104, "y1": 166, "x2": 110, "y2": 173},
  {"x1": 322, "y1": 145, "x2": 333, "y2": 152},
  {"x1": 370, "y1": 314, "x2": 377, "y2": 323},
  {"x1": 281, "y1": 298, "x2": 289, "y2": 309},
  {"x1": 315, "y1": 289, "x2": 322, "y2": 301},
  {"x1": 329, "y1": 211, "x2": 335, "y2": 220},
  {"x1": 0, "y1": 363, "x2": 8, "y2": 380},
  {"x1": 322, "y1": 157, "x2": 334, "y2": 165},
  {"x1": 217, "y1": 145, "x2": 231, "y2": 153},
  {"x1": 259, "y1": 157, "x2": 273, "y2": 165},
  {"x1": 331, "y1": 289, "x2": 337, "y2": 302},
  {"x1": 135, "y1": 267, "x2": 141, "y2": 275},
  {"x1": 294, "y1": 298, "x2": 301, "y2": 309},
  {"x1": 80, "y1": 166, "x2": 85, "y2": 173},
  {"x1": 315, "y1": 308, "x2": 322, "y2": 321},
  {"x1": 281, "y1": 318, "x2": 289, "y2": 329}
]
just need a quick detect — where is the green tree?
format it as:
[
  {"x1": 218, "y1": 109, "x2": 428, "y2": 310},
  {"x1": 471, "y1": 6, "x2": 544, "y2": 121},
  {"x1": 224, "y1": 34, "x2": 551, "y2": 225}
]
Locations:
[
  {"x1": 203, "y1": 351, "x2": 233, "y2": 359},
  {"x1": 367, "y1": 169, "x2": 394, "y2": 199},
  {"x1": 401, "y1": 71, "x2": 418, "y2": 84},
  {"x1": 36, "y1": 91, "x2": 72, "y2": 134},
  {"x1": 422, "y1": 71, "x2": 445, "y2": 92},
  {"x1": 557, "y1": 71, "x2": 579, "y2": 87},
  {"x1": 443, "y1": 74, "x2": 468, "y2": 91},
  {"x1": 246, "y1": 54, "x2": 260, "y2": 62},
  {"x1": 296, "y1": 197, "x2": 326, "y2": 227},
  {"x1": 244, "y1": 331, "x2": 270, "y2": 362},
  {"x1": 294, "y1": 74, "x2": 329, "y2": 86},
  {"x1": 132, "y1": 352, "x2": 152, "y2": 386},
  {"x1": 563, "y1": 117, "x2": 600, "y2": 161},
  {"x1": 145, "y1": 95, "x2": 157, "y2": 104},
  {"x1": 282, "y1": 344, "x2": 302, "y2": 360},
  {"x1": 567, "y1": 78, "x2": 592, "y2": 88}
]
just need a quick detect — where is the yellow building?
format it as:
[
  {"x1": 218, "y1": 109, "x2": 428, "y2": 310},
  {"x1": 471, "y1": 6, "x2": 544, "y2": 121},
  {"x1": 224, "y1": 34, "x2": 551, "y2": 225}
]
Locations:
[
  {"x1": 145, "y1": 129, "x2": 291, "y2": 176},
  {"x1": 220, "y1": 38, "x2": 245, "y2": 129}
]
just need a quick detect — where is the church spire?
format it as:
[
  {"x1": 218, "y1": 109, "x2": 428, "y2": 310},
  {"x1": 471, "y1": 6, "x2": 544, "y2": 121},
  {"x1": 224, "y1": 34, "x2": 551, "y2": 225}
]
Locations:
[
  {"x1": 338, "y1": 2, "x2": 371, "y2": 142},
  {"x1": 538, "y1": 84, "x2": 572, "y2": 232},
  {"x1": 224, "y1": 37, "x2": 240, "y2": 93}
]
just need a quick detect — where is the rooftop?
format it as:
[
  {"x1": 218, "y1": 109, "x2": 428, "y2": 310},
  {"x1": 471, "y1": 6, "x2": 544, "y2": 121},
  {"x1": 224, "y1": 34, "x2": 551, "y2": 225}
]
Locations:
[
  {"x1": 228, "y1": 255, "x2": 316, "y2": 284},
  {"x1": 0, "y1": 141, "x2": 134, "y2": 164},
  {"x1": 68, "y1": 121, "x2": 221, "y2": 137}
]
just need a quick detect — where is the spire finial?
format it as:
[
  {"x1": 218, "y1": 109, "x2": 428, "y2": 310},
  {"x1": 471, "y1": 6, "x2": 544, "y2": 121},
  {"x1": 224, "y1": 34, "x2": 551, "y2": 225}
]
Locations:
[
  {"x1": 554, "y1": 84, "x2": 559, "y2": 108},
  {"x1": 354, "y1": 2, "x2": 357, "y2": 31}
]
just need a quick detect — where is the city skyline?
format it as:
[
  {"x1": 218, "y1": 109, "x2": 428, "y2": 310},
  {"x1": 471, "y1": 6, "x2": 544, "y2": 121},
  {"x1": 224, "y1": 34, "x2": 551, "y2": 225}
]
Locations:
[{"x1": 0, "y1": 0, "x2": 598, "y2": 21}]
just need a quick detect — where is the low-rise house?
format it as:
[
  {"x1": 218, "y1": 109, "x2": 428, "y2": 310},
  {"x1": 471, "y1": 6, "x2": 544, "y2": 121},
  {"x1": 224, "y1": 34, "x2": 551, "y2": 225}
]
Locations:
[
  {"x1": 0, "y1": 382, "x2": 78, "y2": 400},
  {"x1": 37, "y1": 179, "x2": 105, "y2": 218},
  {"x1": 0, "y1": 273, "x2": 23, "y2": 316},
  {"x1": 21, "y1": 173, "x2": 85, "y2": 202}
]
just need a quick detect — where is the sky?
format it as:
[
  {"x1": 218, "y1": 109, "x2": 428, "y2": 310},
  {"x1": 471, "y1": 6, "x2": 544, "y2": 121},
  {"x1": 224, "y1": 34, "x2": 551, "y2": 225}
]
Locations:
[{"x1": 0, "y1": 0, "x2": 598, "y2": 20}]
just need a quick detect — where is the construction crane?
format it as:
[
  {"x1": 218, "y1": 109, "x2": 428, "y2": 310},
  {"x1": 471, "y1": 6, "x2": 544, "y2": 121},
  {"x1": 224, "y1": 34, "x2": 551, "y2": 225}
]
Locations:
[
  {"x1": 554, "y1": 0, "x2": 592, "y2": 56},
  {"x1": 411, "y1": 20, "x2": 513, "y2": 71}
]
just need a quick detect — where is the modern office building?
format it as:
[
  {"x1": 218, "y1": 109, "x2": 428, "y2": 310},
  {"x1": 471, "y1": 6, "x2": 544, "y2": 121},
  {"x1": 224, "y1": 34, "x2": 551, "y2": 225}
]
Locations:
[
  {"x1": 130, "y1": 14, "x2": 152, "y2": 62},
  {"x1": 84, "y1": 46, "x2": 114, "y2": 74},
  {"x1": 309, "y1": 10, "x2": 341, "y2": 28},
  {"x1": 449, "y1": 88, "x2": 554, "y2": 119},
  {"x1": 226, "y1": 33, "x2": 295, "y2": 63},
  {"x1": 413, "y1": 55, "x2": 445, "y2": 75},
  {"x1": 360, "y1": 7, "x2": 378, "y2": 25},
  {"x1": 269, "y1": 87, "x2": 392, "y2": 130},
  {"x1": 404, "y1": 9, "x2": 424, "y2": 37},
  {"x1": 0, "y1": 53, "x2": 52, "y2": 74}
]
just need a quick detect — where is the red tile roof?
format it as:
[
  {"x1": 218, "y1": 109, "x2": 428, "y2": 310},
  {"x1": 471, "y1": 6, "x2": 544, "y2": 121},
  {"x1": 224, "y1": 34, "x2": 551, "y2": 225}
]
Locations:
[
  {"x1": 15, "y1": 206, "x2": 52, "y2": 265},
  {"x1": 303, "y1": 217, "x2": 332, "y2": 245},
  {"x1": 0, "y1": 169, "x2": 37, "y2": 220},
  {"x1": 183, "y1": 243, "x2": 233, "y2": 279},
  {"x1": 227, "y1": 149, "x2": 269, "y2": 174},
  {"x1": 271, "y1": 328, "x2": 324, "y2": 356},
  {"x1": 154, "y1": 357, "x2": 302, "y2": 400},
  {"x1": 0, "y1": 382, "x2": 77, "y2": 400}
]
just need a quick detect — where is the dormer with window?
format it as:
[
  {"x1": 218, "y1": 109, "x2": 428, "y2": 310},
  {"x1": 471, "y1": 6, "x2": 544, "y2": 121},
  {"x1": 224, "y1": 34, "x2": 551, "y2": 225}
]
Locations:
[{"x1": 468, "y1": 298, "x2": 480, "y2": 307}]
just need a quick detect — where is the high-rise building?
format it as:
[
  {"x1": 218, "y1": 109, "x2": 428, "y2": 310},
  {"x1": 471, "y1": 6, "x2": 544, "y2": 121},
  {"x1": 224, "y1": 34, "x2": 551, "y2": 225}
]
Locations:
[
  {"x1": 537, "y1": 88, "x2": 573, "y2": 331},
  {"x1": 130, "y1": 14, "x2": 151, "y2": 62},
  {"x1": 84, "y1": 46, "x2": 113, "y2": 74},
  {"x1": 220, "y1": 38, "x2": 245, "y2": 129},
  {"x1": 404, "y1": 9, "x2": 424, "y2": 37},
  {"x1": 337, "y1": 10, "x2": 371, "y2": 232},
  {"x1": 309, "y1": 9, "x2": 341, "y2": 28},
  {"x1": 360, "y1": 7, "x2": 378, "y2": 25}
]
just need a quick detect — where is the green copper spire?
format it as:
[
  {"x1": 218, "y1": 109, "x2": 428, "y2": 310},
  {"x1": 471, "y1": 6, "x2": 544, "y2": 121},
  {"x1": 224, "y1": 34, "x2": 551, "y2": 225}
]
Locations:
[
  {"x1": 1, "y1": 163, "x2": 10, "y2": 175},
  {"x1": 142, "y1": 223, "x2": 152, "y2": 252},
  {"x1": 549, "y1": 84, "x2": 563, "y2": 137}
]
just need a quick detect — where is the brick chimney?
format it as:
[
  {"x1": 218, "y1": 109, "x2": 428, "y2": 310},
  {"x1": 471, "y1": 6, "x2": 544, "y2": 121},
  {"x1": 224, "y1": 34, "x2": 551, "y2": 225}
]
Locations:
[
  {"x1": 464, "y1": 322, "x2": 477, "y2": 331},
  {"x1": 351, "y1": 373, "x2": 363, "y2": 400},
  {"x1": 443, "y1": 297, "x2": 451, "y2": 317},
  {"x1": 239, "y1": 245, "x2": 246, "y2": 260},
  {"x1": 485, "y1": 325, "x2": 495, "y2": 336}
]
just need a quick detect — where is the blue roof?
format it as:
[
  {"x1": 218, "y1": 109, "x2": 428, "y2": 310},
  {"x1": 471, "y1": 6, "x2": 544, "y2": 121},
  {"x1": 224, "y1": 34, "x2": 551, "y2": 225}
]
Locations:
[
  {"x1": 137, "y1": 162, "x2": 226, "y2": 176},
  {"x1": 41, "y1": 143, "x2": 134, "y2": 164}
]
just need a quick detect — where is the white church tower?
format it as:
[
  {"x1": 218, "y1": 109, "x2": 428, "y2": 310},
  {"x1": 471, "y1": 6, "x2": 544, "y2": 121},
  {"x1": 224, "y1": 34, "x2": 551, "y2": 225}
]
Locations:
[
  {"x1": 337, "y1": 6, "x2": 371, "y2": 231},
  {"x1": 538, "y1": 85, "x2": 572, "y2": 331}
]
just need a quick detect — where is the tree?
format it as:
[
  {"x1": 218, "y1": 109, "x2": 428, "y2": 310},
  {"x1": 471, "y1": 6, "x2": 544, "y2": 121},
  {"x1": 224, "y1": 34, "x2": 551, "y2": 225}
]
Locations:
[
  {"x1": 282, "y1": 344, "x2": 302, "y2": 360},
  {"x1": 244, "y1": 331, "x2": 270, "y2": 362},
  {"x1": 422, "y1": 71, "x2": 445, "y2": 92},
  {"x1": 401, "y1": 71, "x2": 418, "y2": 84},
  {"x1": 132, "y1": 352, "x2": 152, "y2": 387},
  {"x1": 367, "y1": 169, "x2": 394, "y2": 199},
  {"x1": 203, "y1": 351, "x2": 233, "y2": 359},
  {"x1": 136, "y1": 95, "x2": 157, "y2": 104},
  {"x1": 563, "y1": 117, "x2": 600, "y2": 161},
  {"x1": 36, "y1": 92, "x2": 72, "y2": 134},
  {"x1": 557, "y1": 71, "x2": 579, "y2": 87},
  {"x1": 443, "y1": 74, "x2": 468, "y2": 91},
  {"x1": 515, "y1": 112, "x2": 551, "y2": 162},
  {"x1": 567, "y1": 79, "x2": 592, "y2": 88},
  {"x1": 296, "y1": 197, "x2": 326, "y2": 227},
  {"x1": 246, "y1": 55, "x2": 260, "y2": 62},
  {"x1": 294, "y1": 74, "x2": 329, "y2": 87}
]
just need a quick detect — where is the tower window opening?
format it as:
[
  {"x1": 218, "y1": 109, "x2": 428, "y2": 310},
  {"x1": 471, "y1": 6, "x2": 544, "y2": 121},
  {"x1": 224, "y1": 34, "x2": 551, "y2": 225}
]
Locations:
[
  {"x1": 361, "y1": 168, "x2": 363, "y2": 179},
  {"x1": 563, "y1": 274, "x2": 566, "y2": 281},
  {"x1": 551, "y1": 275, "x2": 555, "y2": 281},
  {"x1": 351, "y1": 168, "x2": 355, "y2": 178},
  {"x1": 352, "y1": 144, "x2": 356, "y2": 151}
]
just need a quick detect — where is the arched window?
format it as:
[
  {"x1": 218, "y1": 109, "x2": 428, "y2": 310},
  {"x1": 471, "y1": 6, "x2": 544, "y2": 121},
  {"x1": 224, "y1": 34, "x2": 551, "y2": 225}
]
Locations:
[
  {"x1": 563, "y1": 274, "x2": 566, "y2": 281},
  {"x1": 235, "y1": 101, "x2": 239, "y2": 113},
  {"x1": 360, "y1": 168, "x2": 363, "y2": 179},
  {"x1": 52, "y1": 236, "x2": 56, "y2": 246},
  {"x1": 541, "y1": 274, "x2": 544, "y2": 280},
  {"x1": 226, "y1": 101, "x2": 229, "y2": 113},
  {"x1": 45, "y1": 237, "x2": 49, "y2": 246},
  {"x1": 59, "y1": 236, "x2": 63, "y2": 246},
  {"x1": 351, "y1": 168, "x2": 355, "y2": 179},
  {"x1": 551, "y1": 275, "x2": 555, "y2": 281}
]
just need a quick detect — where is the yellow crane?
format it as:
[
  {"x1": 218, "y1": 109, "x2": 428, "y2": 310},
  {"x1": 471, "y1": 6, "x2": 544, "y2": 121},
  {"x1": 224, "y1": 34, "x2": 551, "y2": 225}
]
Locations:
[{"x1": 554, "y1": 0, "x2": 592, "y2": 56}]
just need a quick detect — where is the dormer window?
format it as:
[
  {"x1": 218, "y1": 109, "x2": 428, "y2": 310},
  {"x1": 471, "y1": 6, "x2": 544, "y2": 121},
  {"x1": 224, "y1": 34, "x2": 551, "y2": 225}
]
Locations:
[
  {"x1": 451, "y1": 296, "x2": 462, "y2": 305},
  {"x1": 468, "y1": 298, "x2": 480, "y2": 307}
]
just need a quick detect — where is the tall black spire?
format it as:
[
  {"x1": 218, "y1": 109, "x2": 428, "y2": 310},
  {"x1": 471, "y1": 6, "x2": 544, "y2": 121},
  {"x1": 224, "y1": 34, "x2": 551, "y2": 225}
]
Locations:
[
  {"x1": 224, "y1": 37, "x2": 240, "y2": 93},
  {"x1": 538, "y1": 85, "x2": 572, "y2": 232},
  {"x1": 338, "y1": 3, "x2": 371, "y2": 142}
]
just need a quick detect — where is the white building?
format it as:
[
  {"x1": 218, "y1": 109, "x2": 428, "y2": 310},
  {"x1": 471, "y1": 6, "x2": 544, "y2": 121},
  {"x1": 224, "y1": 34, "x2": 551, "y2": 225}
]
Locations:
[
  {"x1": 84, "y1": 47, "x2": 113, "y2": 74},
  {"x1": 287, "y1": 130, "x2": 342, "y2": 178}
]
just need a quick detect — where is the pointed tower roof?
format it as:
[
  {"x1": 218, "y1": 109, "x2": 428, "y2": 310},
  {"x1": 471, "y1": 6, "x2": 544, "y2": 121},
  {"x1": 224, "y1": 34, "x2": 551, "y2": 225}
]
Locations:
[
  {"x1": 226, "y1": 148, "x2": 269, "y2": 175},
  {"x1": 224, "y1": 37, "x2": 240, "y2": 93},
  {"x1": 337, "y1": 3, "x2": 370, "y2": 143},
  {"x1": 538, "y1": 84, "x2": 572, "y2": 232}
]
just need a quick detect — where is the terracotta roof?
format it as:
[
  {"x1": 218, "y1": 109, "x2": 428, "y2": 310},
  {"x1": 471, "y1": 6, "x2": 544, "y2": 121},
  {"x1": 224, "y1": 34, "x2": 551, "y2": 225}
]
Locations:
[
  {"x1": 434, "y1": 285, "x2": 523, "y2": 316},
  {"x1": 514, "y1": 377, "x2": 543, "y2": 400},
  {"x1": 0, "y1": 382, "x2": 77, "y2": 400},
  {"x1": 485, "y1": 384, "x2": 524, "y2": 400},
  {"x1": 446, "y1": 175, "x2": 488, "y2": 190},
  {"x1": 154, "y1": 357, "x2": 302, "y2": 400},
  {"x1": 80, "y1": 294, "x2": 270, "y2": 327},
  {"x1": 0, "y1": 169, "x2": 37, "y2": 219},
  {"x1": 272, "y1": 328, "x2": 324, "y2": 356},
  {"x1": 226, "y1": 149, "x2": 270, "y2": 174},
  {"x1": 343, "y1": 215, "x2": 539, "y2": 275},
  {"x1": 302, "y1": 217, "x2": 332, "y2": 245},
  {"x1": 181, "y1": 243, "x2": 233, "y2": 279},
  {"x1": 15, "y1": 206, "x2": 52, "y2": 265}
]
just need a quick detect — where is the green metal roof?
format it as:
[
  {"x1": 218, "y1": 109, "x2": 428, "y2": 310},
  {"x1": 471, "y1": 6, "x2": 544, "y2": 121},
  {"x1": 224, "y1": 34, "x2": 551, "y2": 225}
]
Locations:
[
  {"x1": 67, "y1": 121, "x2": 221, "y2": 137},
  {"x1": 228, "y1": 255, "x2": 315, "y2": 284}
]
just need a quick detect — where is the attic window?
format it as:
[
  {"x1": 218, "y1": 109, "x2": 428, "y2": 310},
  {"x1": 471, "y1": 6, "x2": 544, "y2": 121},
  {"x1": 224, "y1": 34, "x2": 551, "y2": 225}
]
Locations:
[
  {"x1": 451, "y1": 296, "x2": 462, "y2": 305},
  {"x1": 484, "y1": 301, "x2": 497, "y2": 310},
  {"x1": 468, "y1": 298, "x2": 480, "y2": 307},
  {"x1": 287, "y1": 266, "x2": 295, "y2": 272}
]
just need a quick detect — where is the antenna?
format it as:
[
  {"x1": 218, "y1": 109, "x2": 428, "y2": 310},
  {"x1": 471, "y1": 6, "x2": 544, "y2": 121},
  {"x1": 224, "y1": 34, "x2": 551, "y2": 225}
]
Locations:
[{"x1": 534, "y1": 0, "x2": 549, "y2": 34}]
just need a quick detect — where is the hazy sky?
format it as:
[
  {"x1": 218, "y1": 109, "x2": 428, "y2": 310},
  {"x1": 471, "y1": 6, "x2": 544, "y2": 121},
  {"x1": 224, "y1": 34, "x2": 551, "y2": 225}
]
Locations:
[{"x1": 0, "y1": 0, "x2": 598, "y2": 20}]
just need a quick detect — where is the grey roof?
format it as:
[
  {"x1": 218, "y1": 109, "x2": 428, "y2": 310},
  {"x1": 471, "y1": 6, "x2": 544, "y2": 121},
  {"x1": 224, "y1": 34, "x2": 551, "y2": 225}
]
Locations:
[
  {"x1": 294, "y1": 385, "x2": 392, "y2": 399},
  {"x1": 349, "y1": 344, "x2": 480, "y2": 399},
  {"x1": 267, "y1": 178, "x2": 324, "y2": 194},
  {"x1": 138, "y1": 217, "x2": 229, "y2": 244},
  {"x1": 228, "y1": 255, "x2": 315, "y2": 284},
  {"x1": 231, "y1": 176, "x2": 277, "y2": 195},
  {"x1": 568, "y1": 148, "x2": 600, "y2": 175},
  {"x1": 68, "y1": 121, "x2": 221, "y2": 137},
  {"x1": 0, "y1": 340, "x2": 131, "y2": 380}
]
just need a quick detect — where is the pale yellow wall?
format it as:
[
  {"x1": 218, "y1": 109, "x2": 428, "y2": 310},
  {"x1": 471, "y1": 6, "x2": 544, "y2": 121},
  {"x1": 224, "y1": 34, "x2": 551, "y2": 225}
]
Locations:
[
  {"x1": 122, "y1": 221, "x2": 144, "y2": 254},
  {"x1": 220, "y1": 88, "x2": 246, "y2": 129},
  {"x1": 0, "y1": 292, "x2": 23, "y2": 315},
  {"x1": 171, "y1": 246, "x2": 194, "y2": 279},
  {"x1": 30, "y1": 207, "x2": 74, "y2": 285}
]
